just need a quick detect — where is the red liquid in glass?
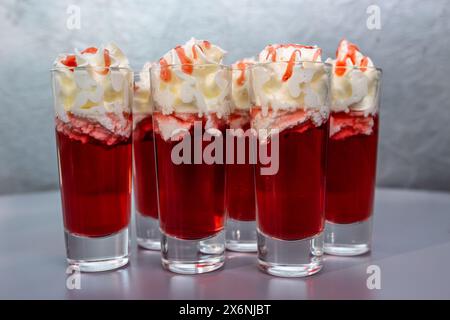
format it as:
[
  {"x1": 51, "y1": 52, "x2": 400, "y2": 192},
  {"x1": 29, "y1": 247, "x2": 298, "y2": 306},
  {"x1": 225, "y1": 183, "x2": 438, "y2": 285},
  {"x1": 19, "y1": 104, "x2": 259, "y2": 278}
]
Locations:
[
  {"x1": 154, "y1": 114, "x2": 226, "y2": 240},
  {"x1": 133, "y1": 116, "x2": 158, "y2": 219},
  {"x1": 56, "y1": 129, "x2": 131, "y2": 237},
  {"x1": 226, "y1": 121, "x2": 256, "y2": 222},
  {"x1": 325, "y1": 112, "x2": 379, "y2": 224},
  {"x1": 255, "y1": 120, "x2": 328, "y2": 240}
]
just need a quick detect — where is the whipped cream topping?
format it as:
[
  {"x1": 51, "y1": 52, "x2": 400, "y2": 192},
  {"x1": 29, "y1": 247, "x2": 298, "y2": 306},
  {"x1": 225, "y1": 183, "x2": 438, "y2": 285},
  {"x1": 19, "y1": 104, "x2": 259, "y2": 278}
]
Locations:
[
  {"x1": 151, "y1": 38, "x2": 231, "y2": 117},
  {"x1": 231, "y1": 58, "x2": 255, "y2": 111},
  {"x1": 52, "y1": 43, "x2": 132, "y2": 138},
  {"x1": 326, "y1": 39, "x2": 380, "y2": 114},
  {"x1": 252, "y1": 44, "x2": 330, "y2": 116},
  {"x1": 133, "y1": 62, "x2": 153, "y2": 126},
  {"x1": 258, "y1": 44, "x2": 322, "y2": 64}
]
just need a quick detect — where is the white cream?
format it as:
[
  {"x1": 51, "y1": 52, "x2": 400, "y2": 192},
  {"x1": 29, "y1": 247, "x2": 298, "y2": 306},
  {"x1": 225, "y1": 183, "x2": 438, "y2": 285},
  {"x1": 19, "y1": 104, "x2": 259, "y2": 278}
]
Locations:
[
  {"x1": 326, "y1": 39, "x2": 380, "y2": 114},
  {"x1": 133, "y1": 62, "x2": 153, "y2": 127},
  {"x1": 252, "y1": 44, "x2": 330, "y2": 116},
  {"x1": 151, "y1": 38, "x2": 231, "y2": 117},
  {"x1": 231, "y1": 58, "x2": 255, "y2": 111},
  {"x1": 52, "y1": 43, "x2": 132, "y2": 136}
]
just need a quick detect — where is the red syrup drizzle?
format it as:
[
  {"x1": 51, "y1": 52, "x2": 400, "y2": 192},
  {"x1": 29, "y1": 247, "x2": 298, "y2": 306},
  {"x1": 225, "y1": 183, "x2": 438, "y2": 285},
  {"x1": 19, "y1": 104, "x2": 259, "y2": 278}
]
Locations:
[
  {"x1": 60, "y1": 46, "x2": 111, "y2": 75},
  {"x1": 334, "y1": 39, "x2": 370, "y2": 76},
  {"x1": 159, "y1": 40, "x2": 213, "y2": 81},
  {"x1": 263, "y1": 44, "x2": 322, "y2": 81},
  {"x1": 235, "y1": 61, "x2": 248, "y2": 86}
]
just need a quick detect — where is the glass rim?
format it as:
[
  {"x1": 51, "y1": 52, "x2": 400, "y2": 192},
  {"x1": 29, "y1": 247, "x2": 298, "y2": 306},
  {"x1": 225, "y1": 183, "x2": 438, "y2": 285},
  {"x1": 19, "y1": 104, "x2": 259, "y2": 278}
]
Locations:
[
  {"x1": 333, "y1": 65, "x2": 382, "y2": 73},
  {"x1": 249, "y1": 61, "x2": 382, "y2": 73},
  {"x1": 150, "y1": 63, "x2": 231, "y2": 70},
  {"x1": 249, "y1": 61, "x2": 332, "y2": 67},
  {"x1": 50, "y1": 66, "x2": 133, "y2": 72}
]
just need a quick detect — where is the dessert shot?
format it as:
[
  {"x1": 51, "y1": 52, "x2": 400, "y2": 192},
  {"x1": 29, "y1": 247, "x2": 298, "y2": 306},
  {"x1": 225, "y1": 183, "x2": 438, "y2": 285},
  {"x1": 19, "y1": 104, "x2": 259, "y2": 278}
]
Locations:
[
  {"x1": 51, "y1": 44, "x2": 133, "y2": 272},
  {"x1": 324, "y1": 40, "x2": 382, "y2": 256},
  {"x1": 225, "y1": 58, "x2": 257, "y2": 252},
  {"x1": 150, "y1": 38, "x2": 231, "y2": 274},
  {"x1": 251, "y1": 44, "x2": 331, "y2": 277},
  {"x1": 133, "y1": 62, "x2": 161, "y2": 250}
]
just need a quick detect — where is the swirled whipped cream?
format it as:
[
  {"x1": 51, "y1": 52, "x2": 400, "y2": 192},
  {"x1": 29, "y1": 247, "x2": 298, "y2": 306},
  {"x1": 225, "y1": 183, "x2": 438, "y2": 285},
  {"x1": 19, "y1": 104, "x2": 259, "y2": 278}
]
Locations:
[
  {"x1": 251, "y1": 44, "x2": 330, "y2": 136},
  {"x1": 326, "y1": 39, "x2": 380, "y2": 114},
  {"x1": 52, "y1": 43, "x2": 132, "y2": 142},
  {"x1": 133, "y1": 62, "x2": 153, "y2": 126},
  {"x1": 252, "y1": 44, "x2": 329, "y2": 116},
  {"x1": 231, "y1": 58, "x2": 255, "y2": 111},
  {"x1": 151, "y1": 38, "x2": 231, "y2": 117}
]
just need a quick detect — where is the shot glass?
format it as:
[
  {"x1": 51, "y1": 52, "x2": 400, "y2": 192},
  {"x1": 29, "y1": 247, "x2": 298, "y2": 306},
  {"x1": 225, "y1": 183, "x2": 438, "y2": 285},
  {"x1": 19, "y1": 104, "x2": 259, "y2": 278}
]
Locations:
[
  {"x1": 150, "y1": 63, "x2": 231, "y2": 274},
  {"x1": 324, "y1": 66, "x2": 382, "y2": 256},
  {"x1": 225, "y1": 61, "x2": 257, "y2": 252},
  {"x1": 133, "y1": 69, "x2": 161, "y2": 250},
  {"x1": 251, "y1": 61, "x2": 331, "y2": 277},
  {"x1": 51, "y1": 66, "x2": 133, "y2": 272}
]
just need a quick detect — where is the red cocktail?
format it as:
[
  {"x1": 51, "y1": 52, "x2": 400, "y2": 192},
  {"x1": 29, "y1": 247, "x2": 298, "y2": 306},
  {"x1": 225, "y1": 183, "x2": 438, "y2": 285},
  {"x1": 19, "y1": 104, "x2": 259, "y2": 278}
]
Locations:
[
  {"x1": 324, "y1": 39, "x2": 382, "y2": 256},
  {"x1": 133, "y1": 116, "x2": 158, "y2": 219},
  {"x1": 133, "y1": 68, "x2": 161, "y2": 250},
  {"x1": 225, "y1": 59, "x2": 257, "y2": 252},
  {"x1": 251, "y1": 47, "x2": 330, "y2": 277},
  {"x1": 255, "y1": 114, "x2": 328, "y2": 240},
  {"x1": 225, "y1": 112, "x2": 257, "y2": 251},
  {"x1": 52, "y1": 44, "x2": 133, "y2": 272},
  {"x1": 226, "y1": 119, "x2": 255, "y2": 222},
  {"x1": 56, "y1": 118, "x2": 132, "y2": 237},
  {"x1": 150, "y1": 45, "x2": 231, "y2": 274},
  {"x1": 326, "y1": 112, "x2": 379, "y2": 224},
  {"x1": 154, "y1": 113, "x2": 226, "y2": 240}
]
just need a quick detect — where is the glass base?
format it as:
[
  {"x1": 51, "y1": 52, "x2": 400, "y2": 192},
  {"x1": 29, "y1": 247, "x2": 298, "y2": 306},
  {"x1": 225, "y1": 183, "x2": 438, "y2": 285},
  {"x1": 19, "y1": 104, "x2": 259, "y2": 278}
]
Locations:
[
  {"x1": 136, "y1": 212, "x2": 161, "y2": 250},
  {"x1": 257, "y1": 230, "x2": 323, "y2": 277},
  {"x1": 161, "y1": 230, "x2": 225, "y2": 274},
  {"x1": 226, "y1": 218, "x2": 257, "y2": 252},
  {"x1": 65, "y1": 227, "x2": 129, "y2": 272},
  {"x1": 324, "y1": 216, "x2": 372, "y2": 256}
]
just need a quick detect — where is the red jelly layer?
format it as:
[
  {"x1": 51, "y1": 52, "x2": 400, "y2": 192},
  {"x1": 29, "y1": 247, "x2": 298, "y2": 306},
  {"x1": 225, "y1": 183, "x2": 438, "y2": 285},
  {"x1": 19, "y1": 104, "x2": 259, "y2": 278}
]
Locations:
[
  {"x1": 255, "y1": 120, "x2": 328, "y2": 240},
  {"x1": 226, "y1": 118, "x2": 256, "y2": 221},
  {"x1": 325, "y1": 112, "x2": 379, "y2": 224},
  {"x1": 133, "y1": 116, "x2": 158, "y2": 219},
  {"x1": 154, "y1": 113, "x2": 226, "y2": 240},
  {"x1": 56, "y1": 128, "x2": 132, "y2": 237}
]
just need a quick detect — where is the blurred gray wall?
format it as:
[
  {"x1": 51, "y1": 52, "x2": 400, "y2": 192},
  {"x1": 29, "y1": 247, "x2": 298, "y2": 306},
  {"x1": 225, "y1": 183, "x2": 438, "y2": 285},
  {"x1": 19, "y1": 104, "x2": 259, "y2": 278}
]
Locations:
[{"x1": 0, "y1": 0, "x2": 449, "y2": 194}]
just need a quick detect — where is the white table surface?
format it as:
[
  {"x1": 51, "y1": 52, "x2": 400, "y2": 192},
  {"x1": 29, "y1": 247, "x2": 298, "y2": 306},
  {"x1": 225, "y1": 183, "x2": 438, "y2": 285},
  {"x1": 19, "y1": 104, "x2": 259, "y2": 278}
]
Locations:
[{"x1": 0, "y1": 188, "x2": 449, "y2": 299}]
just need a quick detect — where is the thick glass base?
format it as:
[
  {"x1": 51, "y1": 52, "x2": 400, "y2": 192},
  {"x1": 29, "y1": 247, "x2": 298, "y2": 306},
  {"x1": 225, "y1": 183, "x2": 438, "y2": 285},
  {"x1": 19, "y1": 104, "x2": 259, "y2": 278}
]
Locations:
[
  {"x1": 65, "y1": 228, "x2": 129, "y2": 272},
  {"x1": 257, "y1": 230, "x2": 323, "y2": 277},
  {"x1": 226, "y1": 218, "x2": 257, "y2": 252},
  {"x1": 161, "y1": 230, "x2": 225, "y2": 274},
  {"x1": 136, "y1": 212, "x2": 161, "y2": 251},
  {"x1": 324, "y1": 216, "x2": 372, "y2": 256}
]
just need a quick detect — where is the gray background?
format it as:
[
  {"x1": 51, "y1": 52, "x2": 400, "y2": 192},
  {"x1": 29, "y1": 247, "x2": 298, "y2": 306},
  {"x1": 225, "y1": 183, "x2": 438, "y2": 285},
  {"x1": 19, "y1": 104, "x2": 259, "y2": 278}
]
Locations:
[{"x1": 0, "y1": 0, "x2": 449, "y2": 194}]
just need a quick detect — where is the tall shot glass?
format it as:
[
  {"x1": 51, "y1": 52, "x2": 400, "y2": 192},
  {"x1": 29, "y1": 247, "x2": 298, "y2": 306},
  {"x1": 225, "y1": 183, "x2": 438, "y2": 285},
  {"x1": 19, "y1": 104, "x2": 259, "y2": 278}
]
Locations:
[
  {"x1": 251, "y1": 61, "x2": 331, "y2": 277},
  {"x1": 150, "y1": 63, "x2": 231, "y2": 274},
  {"x1": 225, "y1": 61, "x2": 257, "y2": 252},
  {"x1": 324, "y1": 66, "x2": 382, "y2": 256},
  {"x1": 51, "y1": 66, "x2": 133, "y2": 272},
  {"x1": 133, "y1": 68, "x2": 161, "y2": 250}
]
